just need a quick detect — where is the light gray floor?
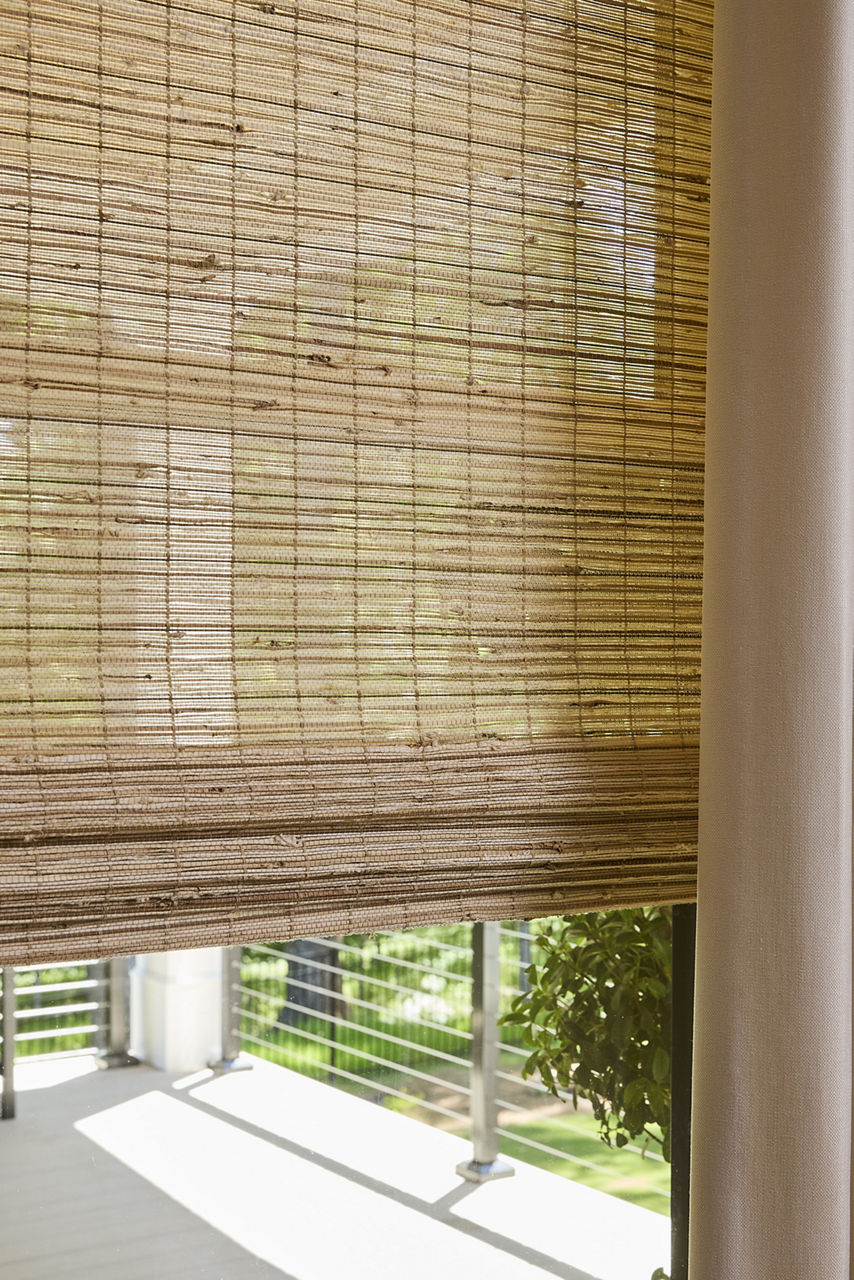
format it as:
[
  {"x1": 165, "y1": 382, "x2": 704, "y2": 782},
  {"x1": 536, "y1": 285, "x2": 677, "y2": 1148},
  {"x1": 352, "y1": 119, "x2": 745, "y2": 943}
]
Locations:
[{"x1": 0, "y1": 1056, "x2": 668, "y2": 1280}]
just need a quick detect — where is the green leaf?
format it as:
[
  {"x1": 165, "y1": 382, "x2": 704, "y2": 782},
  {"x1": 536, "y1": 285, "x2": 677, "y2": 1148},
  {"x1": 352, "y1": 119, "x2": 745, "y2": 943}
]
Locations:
[{"x1": 623, "y1": 1078, "x2": 647, "y2": 1108}]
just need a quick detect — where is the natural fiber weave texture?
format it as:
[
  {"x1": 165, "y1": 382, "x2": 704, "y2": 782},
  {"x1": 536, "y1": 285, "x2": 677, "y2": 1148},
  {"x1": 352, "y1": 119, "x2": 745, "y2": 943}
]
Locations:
[{"x1": 1, "y1": 0, "x2": 711, "y2": 963}]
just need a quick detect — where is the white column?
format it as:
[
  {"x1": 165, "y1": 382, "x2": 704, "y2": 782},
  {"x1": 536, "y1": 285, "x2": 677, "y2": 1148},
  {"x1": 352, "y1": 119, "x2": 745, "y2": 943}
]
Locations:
[{"x1": 130, "y1": 948, "x2": 223, "y2": 1073}]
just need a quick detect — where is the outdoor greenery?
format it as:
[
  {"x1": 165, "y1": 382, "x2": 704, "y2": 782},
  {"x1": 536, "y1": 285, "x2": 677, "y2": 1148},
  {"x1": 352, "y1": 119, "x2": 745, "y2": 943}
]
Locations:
[{"x1": 502, "y1": 908, "x2": 672, "y2": 1160}]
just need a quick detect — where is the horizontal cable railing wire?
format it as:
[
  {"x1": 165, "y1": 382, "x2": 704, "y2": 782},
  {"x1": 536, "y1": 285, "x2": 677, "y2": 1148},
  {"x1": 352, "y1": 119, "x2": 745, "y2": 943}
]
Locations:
[
  {"x1": 15, "y1": 1023, "x2": 102, "y2": 1045},
  {"x1": 306, "y1": 935, "x2": 476, "y2": 986},
  {"x1": 368, "y1": 930, "x2": 473, "y2": 957}
]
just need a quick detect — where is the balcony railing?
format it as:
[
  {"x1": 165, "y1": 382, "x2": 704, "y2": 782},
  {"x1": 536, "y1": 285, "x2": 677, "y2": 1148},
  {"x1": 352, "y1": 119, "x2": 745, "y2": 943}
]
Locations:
[
  {"x1": 0, "y1": 956, "x2": 135, "y2": 1118},
  {"x1": 223, "y1": 921, "x2": 669, "y2": 1209}
]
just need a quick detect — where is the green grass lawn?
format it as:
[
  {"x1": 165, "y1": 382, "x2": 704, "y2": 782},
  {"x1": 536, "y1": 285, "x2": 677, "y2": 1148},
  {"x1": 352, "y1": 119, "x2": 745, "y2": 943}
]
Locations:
[{"x1": 498, "y1": 1109, "x2": 670, "y2": 1215}]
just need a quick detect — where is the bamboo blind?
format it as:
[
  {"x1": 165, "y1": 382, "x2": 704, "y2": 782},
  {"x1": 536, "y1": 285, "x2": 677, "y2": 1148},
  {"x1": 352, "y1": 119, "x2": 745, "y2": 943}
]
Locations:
[{"x1": 0, "y1": 0, "x2": 711, "y2": 963}]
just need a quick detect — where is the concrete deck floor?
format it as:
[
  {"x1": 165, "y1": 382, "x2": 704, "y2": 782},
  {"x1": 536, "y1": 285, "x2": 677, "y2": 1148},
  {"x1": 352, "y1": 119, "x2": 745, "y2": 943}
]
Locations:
[{"x1": 0, "y1": 1055, "x2": 669, "y2": 1280}]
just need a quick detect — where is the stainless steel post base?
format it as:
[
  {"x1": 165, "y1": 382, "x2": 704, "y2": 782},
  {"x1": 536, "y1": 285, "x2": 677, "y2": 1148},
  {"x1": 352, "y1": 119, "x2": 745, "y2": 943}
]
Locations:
[
  {"x1": 208, "y1": 1055, "x2": 253, "y2": 1074},
  {"x1": 96, "y1": 1050, "x2": 140, "y2": 1070},
  {"x1": 456, "y1": 1158, "x2": 515, "y2": 1184}
]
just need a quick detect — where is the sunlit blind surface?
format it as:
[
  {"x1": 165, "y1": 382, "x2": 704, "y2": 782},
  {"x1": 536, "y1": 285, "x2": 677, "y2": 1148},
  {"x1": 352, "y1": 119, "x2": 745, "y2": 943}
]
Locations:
[{"x1": 1, "y1": 0, "x2": 711, "y2": 963}]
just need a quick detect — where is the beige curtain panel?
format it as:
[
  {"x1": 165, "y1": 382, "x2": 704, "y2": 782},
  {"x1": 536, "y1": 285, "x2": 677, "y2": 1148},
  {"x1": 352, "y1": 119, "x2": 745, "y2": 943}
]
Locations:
[
  {"x1": 692, "y1": 0, "x2": 854, "y2": 1275},
  {"x1": 1, "y1": 0, "x2": 711, "y2": 964}
]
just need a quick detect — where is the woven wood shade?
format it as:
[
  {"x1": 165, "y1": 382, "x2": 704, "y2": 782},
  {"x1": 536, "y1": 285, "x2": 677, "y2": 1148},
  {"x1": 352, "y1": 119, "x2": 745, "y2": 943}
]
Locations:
[{"x1": 1, "y1": 0, "x2": 711, "y2": 963}]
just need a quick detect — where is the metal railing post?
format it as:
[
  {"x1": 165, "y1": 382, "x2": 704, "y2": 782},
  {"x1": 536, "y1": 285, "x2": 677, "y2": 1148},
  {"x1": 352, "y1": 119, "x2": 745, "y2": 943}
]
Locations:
[
  {"x1": 456, "y1": 922, "x2": 513, "y2": 1182},
  {"x1": 93, "y1": 959, "x2": 109, "y2": 1057},
  {"x1": 518, "y1": 920, "x2": 531, "y2": 993},
  {"x1": 210, "y1": 946, "x2": 251, "y2": 1073},
  {"x1": 1, "y1": 968, "x2": 16, "y2": 1119},
  {"x1": 96, "y1": 956, "x2": 139, "y2": 1069}
]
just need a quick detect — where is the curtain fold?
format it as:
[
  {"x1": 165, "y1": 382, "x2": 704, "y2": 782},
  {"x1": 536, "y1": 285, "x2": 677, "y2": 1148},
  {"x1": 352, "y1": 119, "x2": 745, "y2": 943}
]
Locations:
[{"x1": 692, "y1": 0, "x2": 854, "y2": 1273}]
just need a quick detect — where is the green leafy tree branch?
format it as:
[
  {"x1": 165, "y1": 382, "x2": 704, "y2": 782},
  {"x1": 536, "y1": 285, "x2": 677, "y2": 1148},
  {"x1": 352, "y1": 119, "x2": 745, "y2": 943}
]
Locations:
[{"x1": 502, "y1": 907, "x2": 672, "y2": 1162}]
